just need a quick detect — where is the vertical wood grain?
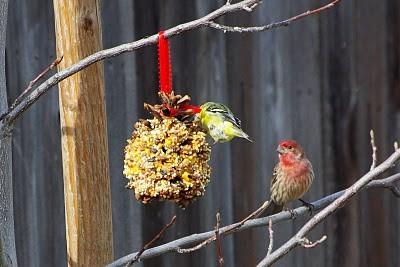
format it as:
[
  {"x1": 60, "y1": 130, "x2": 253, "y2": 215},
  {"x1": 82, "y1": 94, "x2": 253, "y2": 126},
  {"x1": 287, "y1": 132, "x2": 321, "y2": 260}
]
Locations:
[
  {"x1": 285, "y1": 2, "x2": 325, "y2": 267},
  {"x1": 387, "y1": 0, "x2": 400, "y2": 266},
  {"x1": 252, "y1": 1, "x2": 292, "y2": 265},
  {"x1": 53, "y1": 0, "x2": 113, "y2": 266},
  {"x1": 318, "y1": 0, "x2": 352, "y2": 265},
  {"x1": 353, "y1": 1, "x2": 390, "y2": 267},
  {"x1": 252, "y1": 1, "x2": 327, "y2": 266},
  {"x1": 101, "y1": 0, "x2": 143, "y2": 263}
]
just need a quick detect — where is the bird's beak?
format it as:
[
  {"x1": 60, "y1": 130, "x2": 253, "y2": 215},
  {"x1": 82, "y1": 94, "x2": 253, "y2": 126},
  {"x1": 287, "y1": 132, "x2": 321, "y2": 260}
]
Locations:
[{"x1": 276, "y1": 146, "x2": 284, "y2": 155}]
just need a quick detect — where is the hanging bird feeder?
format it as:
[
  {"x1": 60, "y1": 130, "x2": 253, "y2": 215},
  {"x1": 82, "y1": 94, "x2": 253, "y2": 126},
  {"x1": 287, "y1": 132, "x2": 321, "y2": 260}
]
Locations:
[{"x1": 123, "y1": 32, "x2": 211, "y2": 207}]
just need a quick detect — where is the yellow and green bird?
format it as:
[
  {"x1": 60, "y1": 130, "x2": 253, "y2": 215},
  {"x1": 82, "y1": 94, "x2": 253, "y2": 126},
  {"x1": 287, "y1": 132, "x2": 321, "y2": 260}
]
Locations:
[{"x1": 199, "y1": 102, "x2": 252, "y2": 143}]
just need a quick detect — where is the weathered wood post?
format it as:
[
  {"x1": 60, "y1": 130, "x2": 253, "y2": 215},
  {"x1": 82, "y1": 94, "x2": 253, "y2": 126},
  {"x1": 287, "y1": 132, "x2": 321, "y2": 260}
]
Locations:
[
  {"x1": 53, "y1": 1, "x2": 113, "y2": 266},
  {"x1": 0, "y1": 1, "x2": 17, "y2": 266}
]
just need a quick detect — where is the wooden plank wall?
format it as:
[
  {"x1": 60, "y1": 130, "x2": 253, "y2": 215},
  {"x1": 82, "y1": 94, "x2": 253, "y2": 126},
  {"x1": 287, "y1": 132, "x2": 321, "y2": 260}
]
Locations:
[
  {"x1": 5, "y1": 0, "x2": 400, "y2": 266},
  {"x1": 6, "y1": 1, "x2": 65, "y2": 266},
  {"x1": 0, "y1": 0, "x2": 16, "y2": 266}
]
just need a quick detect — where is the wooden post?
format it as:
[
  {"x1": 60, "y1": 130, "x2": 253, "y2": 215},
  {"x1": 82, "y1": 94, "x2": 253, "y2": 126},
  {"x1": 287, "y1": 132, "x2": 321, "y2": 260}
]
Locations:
[
  {"x1": 0, "y1": 1, "x2": 17, "y2": 266},
  {"x1": 53, "y1": 1, "x2": 113, "y2": 266}
]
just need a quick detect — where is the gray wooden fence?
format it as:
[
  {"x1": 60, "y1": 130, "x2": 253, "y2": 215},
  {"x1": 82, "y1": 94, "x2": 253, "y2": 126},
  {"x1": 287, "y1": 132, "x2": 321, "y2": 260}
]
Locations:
[{"x1": 5, "y1": 0, "x2": 400, "y2": 266}]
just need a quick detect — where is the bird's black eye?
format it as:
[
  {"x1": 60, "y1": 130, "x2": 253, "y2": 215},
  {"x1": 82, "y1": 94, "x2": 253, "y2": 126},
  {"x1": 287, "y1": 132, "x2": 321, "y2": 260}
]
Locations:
[{"x1": 287, "y1": 145, "x2": 293, "y2": 149}]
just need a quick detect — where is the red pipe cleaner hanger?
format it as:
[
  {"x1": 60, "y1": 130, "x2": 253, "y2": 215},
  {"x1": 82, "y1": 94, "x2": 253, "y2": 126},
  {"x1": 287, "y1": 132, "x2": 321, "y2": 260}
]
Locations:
[
  {"x1": 158, "y1": 31, "x2": 172, "y2": 94},
  {"x1": 157, "y1": 31, "x2": 201, "y2": 115}
]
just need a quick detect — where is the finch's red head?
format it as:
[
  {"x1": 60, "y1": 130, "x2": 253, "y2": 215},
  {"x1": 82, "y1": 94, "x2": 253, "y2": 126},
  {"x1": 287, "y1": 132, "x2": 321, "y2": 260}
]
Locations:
[{"x1": 277, "y1": 139, "x2": 304, "y2": 158}]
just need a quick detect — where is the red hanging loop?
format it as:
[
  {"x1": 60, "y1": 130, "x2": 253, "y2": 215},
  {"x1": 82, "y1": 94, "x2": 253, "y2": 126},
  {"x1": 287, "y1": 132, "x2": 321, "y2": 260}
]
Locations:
[
  {"x1": 158, "y1": 31, "x2": 172, "y2": 94},
  {"x1": 179, "y1": 103, "x2": 201, "y2": 114},
  {"x1": 157, "y1": 31, "x2": 201, "y2": 116}
]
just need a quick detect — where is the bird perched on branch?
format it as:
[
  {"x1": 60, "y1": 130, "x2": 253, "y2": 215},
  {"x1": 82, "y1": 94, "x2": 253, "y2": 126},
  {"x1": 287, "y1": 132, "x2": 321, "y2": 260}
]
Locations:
[
  {"x1": 264, "y1": 139, "x2": 314, "y2": 215},
  {"x1": 199, "y1": 102, "x2": 252, "y2": 143}
]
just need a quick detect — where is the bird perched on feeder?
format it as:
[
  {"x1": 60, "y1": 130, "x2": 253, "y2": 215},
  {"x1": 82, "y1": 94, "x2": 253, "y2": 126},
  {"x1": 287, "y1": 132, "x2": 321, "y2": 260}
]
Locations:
[
  {"x1": 199, "y1": 102, "x2": 252, "y2": 143},
  {"x1": 264, "y1": 139, "x2": 314, "y2": 215}
]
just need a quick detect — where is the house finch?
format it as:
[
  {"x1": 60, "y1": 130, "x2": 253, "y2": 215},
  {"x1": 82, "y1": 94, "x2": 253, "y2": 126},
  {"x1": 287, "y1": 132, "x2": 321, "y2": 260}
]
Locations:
[
  {"x1": 199, "y1": 102, "x2": 252, "y2": 143},
  {"x1": 265, "y1": 139, "x2": 314, "y2": 215}
]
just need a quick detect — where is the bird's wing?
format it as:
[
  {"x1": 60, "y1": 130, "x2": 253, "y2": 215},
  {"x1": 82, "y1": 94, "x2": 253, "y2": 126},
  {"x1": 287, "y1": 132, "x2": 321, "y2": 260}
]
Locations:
[
  {"x1": 307, "y1": 160, "x2": 315, "y2": 185},
  {"x1": 219, "y1": 106, "x2": 241, "y2": 128},
  {"x1": 208, "y1": 104, "x2": 242, "y2": 128},
  {"x1": 233, "y1": 116, "x2": 242, "y2": 127},
  {"x1": 270, "y1": 164, "x2": 280, "y2": 189},
  {"x1": 224, "y1": 113, "x2": 241, "y2": 128}
]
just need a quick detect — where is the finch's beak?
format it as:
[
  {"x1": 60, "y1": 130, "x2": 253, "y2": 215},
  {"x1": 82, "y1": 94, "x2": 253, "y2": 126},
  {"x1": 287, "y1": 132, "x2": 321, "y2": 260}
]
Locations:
[{"x1": 276, "y1": 146, "x2": 285, "y2": 155}]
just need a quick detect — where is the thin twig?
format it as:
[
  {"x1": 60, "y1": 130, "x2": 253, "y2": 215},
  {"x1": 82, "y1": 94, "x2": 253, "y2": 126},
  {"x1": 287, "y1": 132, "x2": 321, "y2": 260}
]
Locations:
[
  {"x1": 215, "y1": 212, "x2": 224, "y2": 267},
  {"x1": 0, "y1": 56, "x2": 63, "y2": 121},
  {"x1": 11, "y1": 56, "x2": 63, "y2": 110},
  {"x1": 125, "y1": 215, "x2": 177, "y2": 266},
  {"x1": 107, "y1": 171, "x2": 400, "y2": 267},
  {"x1": 256, "y1": 149, "x2": 400, "y2": 267},
  {"x1": 207, "y1": 0, "x2": 341, "y2": 33},
  {"x1": 299, "y1": 235, "x2": 327, "y2": 249},
  {"x1": 394, "y1": 141, "x2": 399, "y2": 151},
  {"x1": 267, "y1": 219, "x2": 273, "y2": 256},
  {"x1": 370, "y1": 129, "x2": 377, "y2": 170}
]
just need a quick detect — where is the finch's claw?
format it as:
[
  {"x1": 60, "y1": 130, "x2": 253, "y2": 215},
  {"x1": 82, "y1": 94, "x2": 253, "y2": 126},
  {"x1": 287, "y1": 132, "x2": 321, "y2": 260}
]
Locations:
[
  {"x1": 289, "y1": 209, "x2": 297, "y2": 219},
  {"x1": 299, "y1": 199, "x2": 315, "y2": 215},
  {"x1": 284, "y1": 207, "x2": 297, "y2": 219}
]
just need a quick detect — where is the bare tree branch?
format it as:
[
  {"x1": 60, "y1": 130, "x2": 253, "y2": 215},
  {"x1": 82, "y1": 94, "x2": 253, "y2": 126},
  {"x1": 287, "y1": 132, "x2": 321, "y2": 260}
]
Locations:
[
  {"x1": 125, "y1": 215, "x2": 176, "y2": 266},
  {"x1": 206, "y1": 0, "x2": 341, "y2": 33},
  {"x1": 0, "y1": 0, "x2": 342, "y2": 138},
  {"x1": 370, "y1": 129, "x2": 377, "y2": 170},
  {"x1": 266, "y1": 219, "x2": 273, "y2": 256},
  {"x1": 215, "y1": 212, "x2": 224, "y2": 267},
  {"x1": 256, "y1": 149, "x2": 400, "y2": 267},
  {"x1": 106, "y1": 171, "x2": 400, "y2": 267}
]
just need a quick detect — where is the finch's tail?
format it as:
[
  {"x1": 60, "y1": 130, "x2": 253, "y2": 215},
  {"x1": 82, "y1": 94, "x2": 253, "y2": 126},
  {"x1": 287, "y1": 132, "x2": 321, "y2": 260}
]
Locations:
[
  {"x1": 263, "y1": 200, "x2": 284, "y2": 216},
  {"x1": 252, "y1": 200, "x2": 284, "y2": 218},
  {"x1": 242, "y1": 133, "x2": 253, "y2": 143},
  {"x1": 236, "y1": 129, "x2": 253, "y2": 143}
]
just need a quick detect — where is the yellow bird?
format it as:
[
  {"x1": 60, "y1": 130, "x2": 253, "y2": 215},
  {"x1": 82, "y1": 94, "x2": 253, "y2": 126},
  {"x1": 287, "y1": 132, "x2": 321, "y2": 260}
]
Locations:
[{"x1": 199, "y1": 102, "x2": 252, "y2": 143}]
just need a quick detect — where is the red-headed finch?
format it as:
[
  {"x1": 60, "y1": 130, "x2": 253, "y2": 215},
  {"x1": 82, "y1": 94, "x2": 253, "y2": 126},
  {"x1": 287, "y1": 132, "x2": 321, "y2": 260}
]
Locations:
[{"x1": 265, "y1": 139, "x2": 314, "y2": 215}]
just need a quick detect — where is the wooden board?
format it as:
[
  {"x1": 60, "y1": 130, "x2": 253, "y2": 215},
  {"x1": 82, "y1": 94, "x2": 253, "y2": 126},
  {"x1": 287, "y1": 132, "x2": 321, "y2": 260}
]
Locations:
[{"x1": 53, "y1": 0, "x2": 113, "y2": 266}]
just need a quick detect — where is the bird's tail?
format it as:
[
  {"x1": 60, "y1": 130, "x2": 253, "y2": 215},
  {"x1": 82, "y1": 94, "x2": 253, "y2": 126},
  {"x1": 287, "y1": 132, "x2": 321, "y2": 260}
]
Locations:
[
  {"x1": 262, "y1": 200, "x2": 284, "y2": 216},
  {"x1": 235, "y1": 129, "x2": 253, "y2": 142},
  {"x1": 252, "y1": 200, "x2": 284, "y2": 219}
]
